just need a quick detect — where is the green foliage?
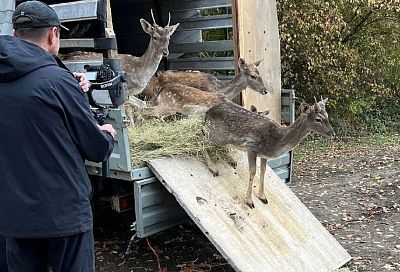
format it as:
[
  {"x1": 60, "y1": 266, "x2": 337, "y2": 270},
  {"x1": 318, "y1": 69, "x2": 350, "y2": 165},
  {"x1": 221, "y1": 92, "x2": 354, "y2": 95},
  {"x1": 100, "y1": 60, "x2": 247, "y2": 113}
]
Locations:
[{"x1": 278, "y1": 0, "x2": 400, "y2": 134}]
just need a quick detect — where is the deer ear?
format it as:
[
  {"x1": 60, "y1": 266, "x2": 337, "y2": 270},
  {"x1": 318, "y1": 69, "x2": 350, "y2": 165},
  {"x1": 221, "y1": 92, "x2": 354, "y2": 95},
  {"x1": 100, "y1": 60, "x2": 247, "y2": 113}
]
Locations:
[
  {"x1": 253, "y1": 59, "x2": 263, "y2": 67},
  {"x1": 166, "y1": 23, "x2": 180, "y2": 36},
  {"x1": 238, "y1": 58, "x2": 247, "y2": 71},
  {"x1": 140, "y1": 19, "x2": 154, "y2": 34},
  {"x1": 300, "y1": 102, "x2": 311, "y2": 113},
  {"x1": 318, "y1": 98, "x2": 328, "y2": 107}
]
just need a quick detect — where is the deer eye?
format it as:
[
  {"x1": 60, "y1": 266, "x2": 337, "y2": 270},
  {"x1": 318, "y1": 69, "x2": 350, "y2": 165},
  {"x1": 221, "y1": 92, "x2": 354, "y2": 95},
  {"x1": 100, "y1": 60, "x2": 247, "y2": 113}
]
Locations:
[
  {"x1": 315, "y1": 118, "x2": 322, "y2": 123},
  {"x1": 250, "y1": 74, "x2": 257, "y2": 80},
  {"x1": 153, "y1": 36, "x2": 158, "y2": 40}
]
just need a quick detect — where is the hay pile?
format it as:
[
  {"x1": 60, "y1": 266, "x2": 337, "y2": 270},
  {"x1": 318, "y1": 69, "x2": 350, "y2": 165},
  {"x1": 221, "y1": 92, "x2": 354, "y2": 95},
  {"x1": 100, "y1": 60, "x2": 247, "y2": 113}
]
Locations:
[{"x1": 127, "y1": 115, "x2": 227, "y2": 166}]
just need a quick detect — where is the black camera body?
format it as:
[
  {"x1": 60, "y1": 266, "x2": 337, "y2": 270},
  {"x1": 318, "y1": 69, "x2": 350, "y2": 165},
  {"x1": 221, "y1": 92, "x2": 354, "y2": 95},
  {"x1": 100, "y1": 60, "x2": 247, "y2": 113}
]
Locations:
[{"x1": 85, "y1": 63, "x2": 127, "y2": 109}]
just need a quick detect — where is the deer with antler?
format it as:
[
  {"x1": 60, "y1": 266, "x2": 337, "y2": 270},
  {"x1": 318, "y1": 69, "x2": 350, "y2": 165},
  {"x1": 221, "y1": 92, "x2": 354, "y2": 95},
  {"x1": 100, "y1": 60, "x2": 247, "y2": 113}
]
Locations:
[
  {"x1": 203, "y1": 97, "x2": 336, "y2": 208},
  {"x1": 62, "y1": 10, "x2": 179, "y2": 109},
  {"x1": 141, "y1": 58, "x2": 269, "y2": 117}
]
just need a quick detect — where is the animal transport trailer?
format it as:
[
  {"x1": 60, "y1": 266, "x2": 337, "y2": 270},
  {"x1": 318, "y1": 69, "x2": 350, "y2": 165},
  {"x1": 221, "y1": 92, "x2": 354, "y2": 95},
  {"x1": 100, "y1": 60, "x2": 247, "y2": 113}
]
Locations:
[{"x1": 85, "y1": 89, "x2": 296, "y2": 238}]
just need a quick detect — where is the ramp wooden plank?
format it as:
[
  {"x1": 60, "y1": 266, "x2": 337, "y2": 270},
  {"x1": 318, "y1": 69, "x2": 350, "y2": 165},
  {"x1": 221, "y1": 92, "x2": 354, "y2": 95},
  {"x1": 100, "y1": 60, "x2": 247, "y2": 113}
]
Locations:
[{"x1": 148, "y1": 153, "x2": 351, "y2": 272}]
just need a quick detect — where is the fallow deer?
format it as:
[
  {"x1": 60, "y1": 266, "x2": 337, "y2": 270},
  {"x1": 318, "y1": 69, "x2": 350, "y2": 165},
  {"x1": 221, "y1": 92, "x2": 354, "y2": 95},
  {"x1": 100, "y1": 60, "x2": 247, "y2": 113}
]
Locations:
[
  {"x1": 141, "y1": 58, "x2": 270, "y2": 117},
  {"x1": 144, "y1": 58, "x2": 271, "y2": 101},
  {"x1": 203, "y1": 98, "x2": 336, "y2": 208},
  {"x1": 141, "y1": 82, "x2": 228, "y2": 117},
  {"x1": 62, "y1": 10, "x2": 179, "y2": 109}
]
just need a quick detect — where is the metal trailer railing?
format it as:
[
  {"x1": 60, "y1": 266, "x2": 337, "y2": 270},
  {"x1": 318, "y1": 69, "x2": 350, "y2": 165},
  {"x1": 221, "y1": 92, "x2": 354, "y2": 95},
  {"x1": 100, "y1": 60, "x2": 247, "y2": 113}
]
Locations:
[{"x1": 0, "y1": 0, "x2": 14, "y2": 35}]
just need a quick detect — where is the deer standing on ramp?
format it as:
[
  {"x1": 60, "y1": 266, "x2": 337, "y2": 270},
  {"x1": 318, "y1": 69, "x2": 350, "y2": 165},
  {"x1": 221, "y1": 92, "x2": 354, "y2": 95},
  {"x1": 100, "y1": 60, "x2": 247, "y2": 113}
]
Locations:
[
  {"x1": 62, "y1": 10, "x2": 179, "y2": 109},
  {"x1": 144, "y1": 58, "x2": 271, "y2": 101},
  {"x1": 203, "y1": 98, "x2": 336, "y2": 208},
  {"x1": 141, "y1": 59, "x2": 269, "y2": 117}
]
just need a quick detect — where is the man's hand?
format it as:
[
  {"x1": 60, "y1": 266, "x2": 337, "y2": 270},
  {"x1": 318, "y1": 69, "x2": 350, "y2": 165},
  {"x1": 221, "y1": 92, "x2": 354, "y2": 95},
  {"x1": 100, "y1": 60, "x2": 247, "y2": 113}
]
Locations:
[
  {"x1": 98, "y1": 124, "x2": 116, "y2": 138},
  {"x1": 73, "y1": 72, "x2": 90, "y2": 93}
]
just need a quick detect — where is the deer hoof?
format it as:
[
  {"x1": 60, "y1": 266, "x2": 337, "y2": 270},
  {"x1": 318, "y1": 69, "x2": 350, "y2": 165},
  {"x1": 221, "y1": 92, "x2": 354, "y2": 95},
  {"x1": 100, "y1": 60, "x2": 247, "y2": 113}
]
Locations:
[
  {"x1": 246, "y1": 202, "x2": 255, "y2": 209},
  {"x1": 229, "y1": 161, "x2": 237, "y2": 169},
  {"x1": 259, "y1": 197, "x2": 269, "y2": 205}
]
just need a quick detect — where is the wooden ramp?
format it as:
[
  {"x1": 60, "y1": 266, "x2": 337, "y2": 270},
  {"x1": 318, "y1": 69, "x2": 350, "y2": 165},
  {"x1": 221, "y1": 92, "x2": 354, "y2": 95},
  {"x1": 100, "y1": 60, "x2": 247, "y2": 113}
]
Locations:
[{"x1": 148, "y1": 153, "x2": 351, "y2": 272}]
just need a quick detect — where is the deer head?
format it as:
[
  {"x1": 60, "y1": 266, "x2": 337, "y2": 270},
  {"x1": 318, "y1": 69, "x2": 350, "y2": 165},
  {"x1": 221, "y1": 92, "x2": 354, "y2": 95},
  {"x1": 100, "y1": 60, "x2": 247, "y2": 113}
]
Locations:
[
  {"x1": 300, "y1": 98, "x2": 336, "y2": 138},
  {"x1": 140, "y1": 10, "x2": 180, "y2": 57},
  {"x1": 238, "y1": 58, "x2": 271, "y2": 95}
]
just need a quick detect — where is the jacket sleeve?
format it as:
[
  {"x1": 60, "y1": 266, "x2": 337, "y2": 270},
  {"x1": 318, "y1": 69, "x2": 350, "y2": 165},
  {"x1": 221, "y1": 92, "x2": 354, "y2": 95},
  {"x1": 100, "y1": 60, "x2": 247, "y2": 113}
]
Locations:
[{"x1": 50, "y1": 69, "x2": 114, "y2": 163}]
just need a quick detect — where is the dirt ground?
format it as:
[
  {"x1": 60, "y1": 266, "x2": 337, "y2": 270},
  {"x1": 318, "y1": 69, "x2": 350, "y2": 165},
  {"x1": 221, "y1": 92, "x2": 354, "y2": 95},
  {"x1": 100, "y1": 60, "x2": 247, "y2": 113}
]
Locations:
[{"x1": 94, "y1": 133, "x2": 400, "y2": 272}]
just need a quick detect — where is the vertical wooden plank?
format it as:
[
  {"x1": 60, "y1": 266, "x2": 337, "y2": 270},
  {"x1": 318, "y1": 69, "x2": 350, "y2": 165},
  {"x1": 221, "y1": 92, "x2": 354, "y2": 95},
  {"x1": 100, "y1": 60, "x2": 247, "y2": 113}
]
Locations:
[
  {"x1": 234, "y1": 0, "x2": 281, "y2": 121},
  {"x1": 105, "y1": 0, "x2": 118, "y2": 58}
]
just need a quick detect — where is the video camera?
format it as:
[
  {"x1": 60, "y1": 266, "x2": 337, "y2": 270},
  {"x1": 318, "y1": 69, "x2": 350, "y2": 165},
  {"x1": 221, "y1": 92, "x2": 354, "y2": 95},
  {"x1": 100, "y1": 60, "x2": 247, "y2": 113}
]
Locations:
[
  {"x1": 83, "y1": 62, "x2": 128, "y2": 177},
  {"x1": 84, "y1": 63, "x2": 127, "y2": 124}
]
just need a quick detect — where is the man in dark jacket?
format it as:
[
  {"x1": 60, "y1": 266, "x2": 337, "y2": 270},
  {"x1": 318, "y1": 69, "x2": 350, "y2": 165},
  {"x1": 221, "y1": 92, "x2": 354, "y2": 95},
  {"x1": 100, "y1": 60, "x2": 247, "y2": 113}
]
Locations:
[{"x1": 0, "y1": 1, "x2": 115, "y2": 271}]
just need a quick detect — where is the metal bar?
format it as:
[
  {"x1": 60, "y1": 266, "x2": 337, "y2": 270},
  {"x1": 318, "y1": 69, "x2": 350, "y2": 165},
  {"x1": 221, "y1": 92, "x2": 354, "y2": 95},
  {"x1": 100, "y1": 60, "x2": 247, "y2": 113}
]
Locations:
[
  {"x1": 178, "y1": 14, "x2": 232, "y2": 31},
  {"x1": 268, "y1": 153, "x2": 291, "y2": 169},
  {"x1": 51, "y1": 0, "x2": 106, "y2": 23},
  {"x1": 60, "y1": 38, "x2": 95, "y2": 48},
  {"x1": 168, "y1": 57, "x2": 235, "y2": 70},
  {"x1": 63, "y1": 60, "x2": 103, "y2": 73},
  {"x1": 164, "y1": 0, "x2": 231, "y2": 11},
  {"x1": 170, "y1": 40, "x2": 233, "y2": 54},
  {"x1": 0, "y1": 0, "x2": 14, "y2": 36}
]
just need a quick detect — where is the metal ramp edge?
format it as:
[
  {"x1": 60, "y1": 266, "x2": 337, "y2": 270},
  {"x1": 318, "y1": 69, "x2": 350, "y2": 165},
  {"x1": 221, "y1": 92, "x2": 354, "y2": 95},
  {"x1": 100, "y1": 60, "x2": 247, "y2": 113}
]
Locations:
[{"x1": 148, "y1": 153, "x2": 351, "y2": 272}]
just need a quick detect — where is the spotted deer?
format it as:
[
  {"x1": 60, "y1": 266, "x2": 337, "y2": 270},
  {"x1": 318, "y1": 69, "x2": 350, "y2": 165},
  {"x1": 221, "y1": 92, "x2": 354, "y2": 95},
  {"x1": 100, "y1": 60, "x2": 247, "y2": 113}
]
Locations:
[
  {"x1": 141, "y1": 58, "x2": 270, "y2": 117},
  {"x1": 141, "y1": 82, "x2": 228, "y2": 117},
  {"x1": 144, "y1": 58, "x2": 271, "y2": 101},
  {"x1": 203, "y1": 98, "x2": 336, "y2": 208},
  {"x1": 62, "y1": 10, "x2": 179, "y2": 109}
]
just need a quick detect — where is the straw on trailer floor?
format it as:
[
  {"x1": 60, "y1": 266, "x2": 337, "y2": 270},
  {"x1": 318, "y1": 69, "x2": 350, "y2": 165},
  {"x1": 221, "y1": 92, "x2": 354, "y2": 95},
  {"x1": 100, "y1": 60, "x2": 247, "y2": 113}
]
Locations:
[{"x1": 127, "y1": 115, "x2": 228, "y2": 166}]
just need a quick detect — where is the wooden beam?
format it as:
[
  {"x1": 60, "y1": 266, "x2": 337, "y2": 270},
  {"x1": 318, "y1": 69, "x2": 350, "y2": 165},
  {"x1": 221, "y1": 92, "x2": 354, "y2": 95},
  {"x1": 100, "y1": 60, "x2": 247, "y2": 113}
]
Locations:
[
  {"x1": 105, "y1": 0, "x2": 118, "y2": 59},
  {"x1": 233, "y1": 0, "x2": 281, "y2": 122}
]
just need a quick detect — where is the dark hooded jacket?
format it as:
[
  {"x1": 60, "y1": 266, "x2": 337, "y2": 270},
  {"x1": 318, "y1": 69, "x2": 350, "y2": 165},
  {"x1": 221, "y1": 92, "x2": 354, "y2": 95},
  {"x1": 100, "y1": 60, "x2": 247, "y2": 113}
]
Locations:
[{"x1": 0, "y1": 35, "x2": 113, "y2": 237}]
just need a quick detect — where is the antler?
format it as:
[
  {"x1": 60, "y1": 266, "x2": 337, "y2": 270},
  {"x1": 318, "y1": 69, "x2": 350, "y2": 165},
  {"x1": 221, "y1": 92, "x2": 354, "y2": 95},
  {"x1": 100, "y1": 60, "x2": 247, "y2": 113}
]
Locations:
[
  {"x1": 150, "y1": 9, "x2": 159, "y2": 26},
  {"x1": 167, "y1": 12, "x2": 171, "y2": 27},
  {"x1": 316, "y1": 95, "x2": 328, "y2": 110},
  {"x1": 313, "y1": 96, "x2": 321, "y2": 112}
]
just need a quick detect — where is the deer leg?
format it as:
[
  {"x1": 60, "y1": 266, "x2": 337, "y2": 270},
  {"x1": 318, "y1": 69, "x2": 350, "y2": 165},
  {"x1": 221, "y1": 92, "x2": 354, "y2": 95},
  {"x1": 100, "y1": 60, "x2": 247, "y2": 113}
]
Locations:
[
  {"x1": 258, "y1": 158, "x2": 268, "y2": 204},
  {"x1": 225, "y1": 153, "x2": 237, "y2": 169},
  {"x1": 246, "y1": 151, "x2": 257, "y2": 209},
  {"x1": 123, "y1": 102, "x2": 144, "y2": 125},
  {"x1": 202, "y1": 149, "x2": 219, "y2": 177}
]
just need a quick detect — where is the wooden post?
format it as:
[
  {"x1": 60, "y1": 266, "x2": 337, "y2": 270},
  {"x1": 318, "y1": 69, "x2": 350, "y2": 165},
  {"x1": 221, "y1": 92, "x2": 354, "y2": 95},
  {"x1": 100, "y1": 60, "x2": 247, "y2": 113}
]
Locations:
[
  {"x1": 232, "y1": 0, "x2": 281, "y2": 122},
  {"x1": 105, "y1": 0, "x2": 118, "y2": 59}
]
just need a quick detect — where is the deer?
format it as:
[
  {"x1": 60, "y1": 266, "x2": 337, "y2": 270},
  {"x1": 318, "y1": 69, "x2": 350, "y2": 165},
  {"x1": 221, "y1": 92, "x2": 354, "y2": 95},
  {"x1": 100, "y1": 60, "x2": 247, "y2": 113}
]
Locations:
[
  {"x1": 141, "y1": 82, "x2": 228, "y2": 117},
  {"x1": 140, "y1": 58, "x2": 270, "y2": 117},
  {"x1": 61, "y1": 10, "x2": 179, "y2": 109},
  {"x1": 203, "y1": 97, "x2": 336, "y2": 208},
  {"x1": 143, "y1": 58, "x2": 271, "y2": 102}
]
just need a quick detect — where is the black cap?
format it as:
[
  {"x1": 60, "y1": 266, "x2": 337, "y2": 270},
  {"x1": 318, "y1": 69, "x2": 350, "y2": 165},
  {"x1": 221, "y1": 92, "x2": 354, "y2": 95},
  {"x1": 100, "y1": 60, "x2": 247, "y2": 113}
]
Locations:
[{"x1": 12, "y1": 1, "x2": 68, "y2": 31}]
